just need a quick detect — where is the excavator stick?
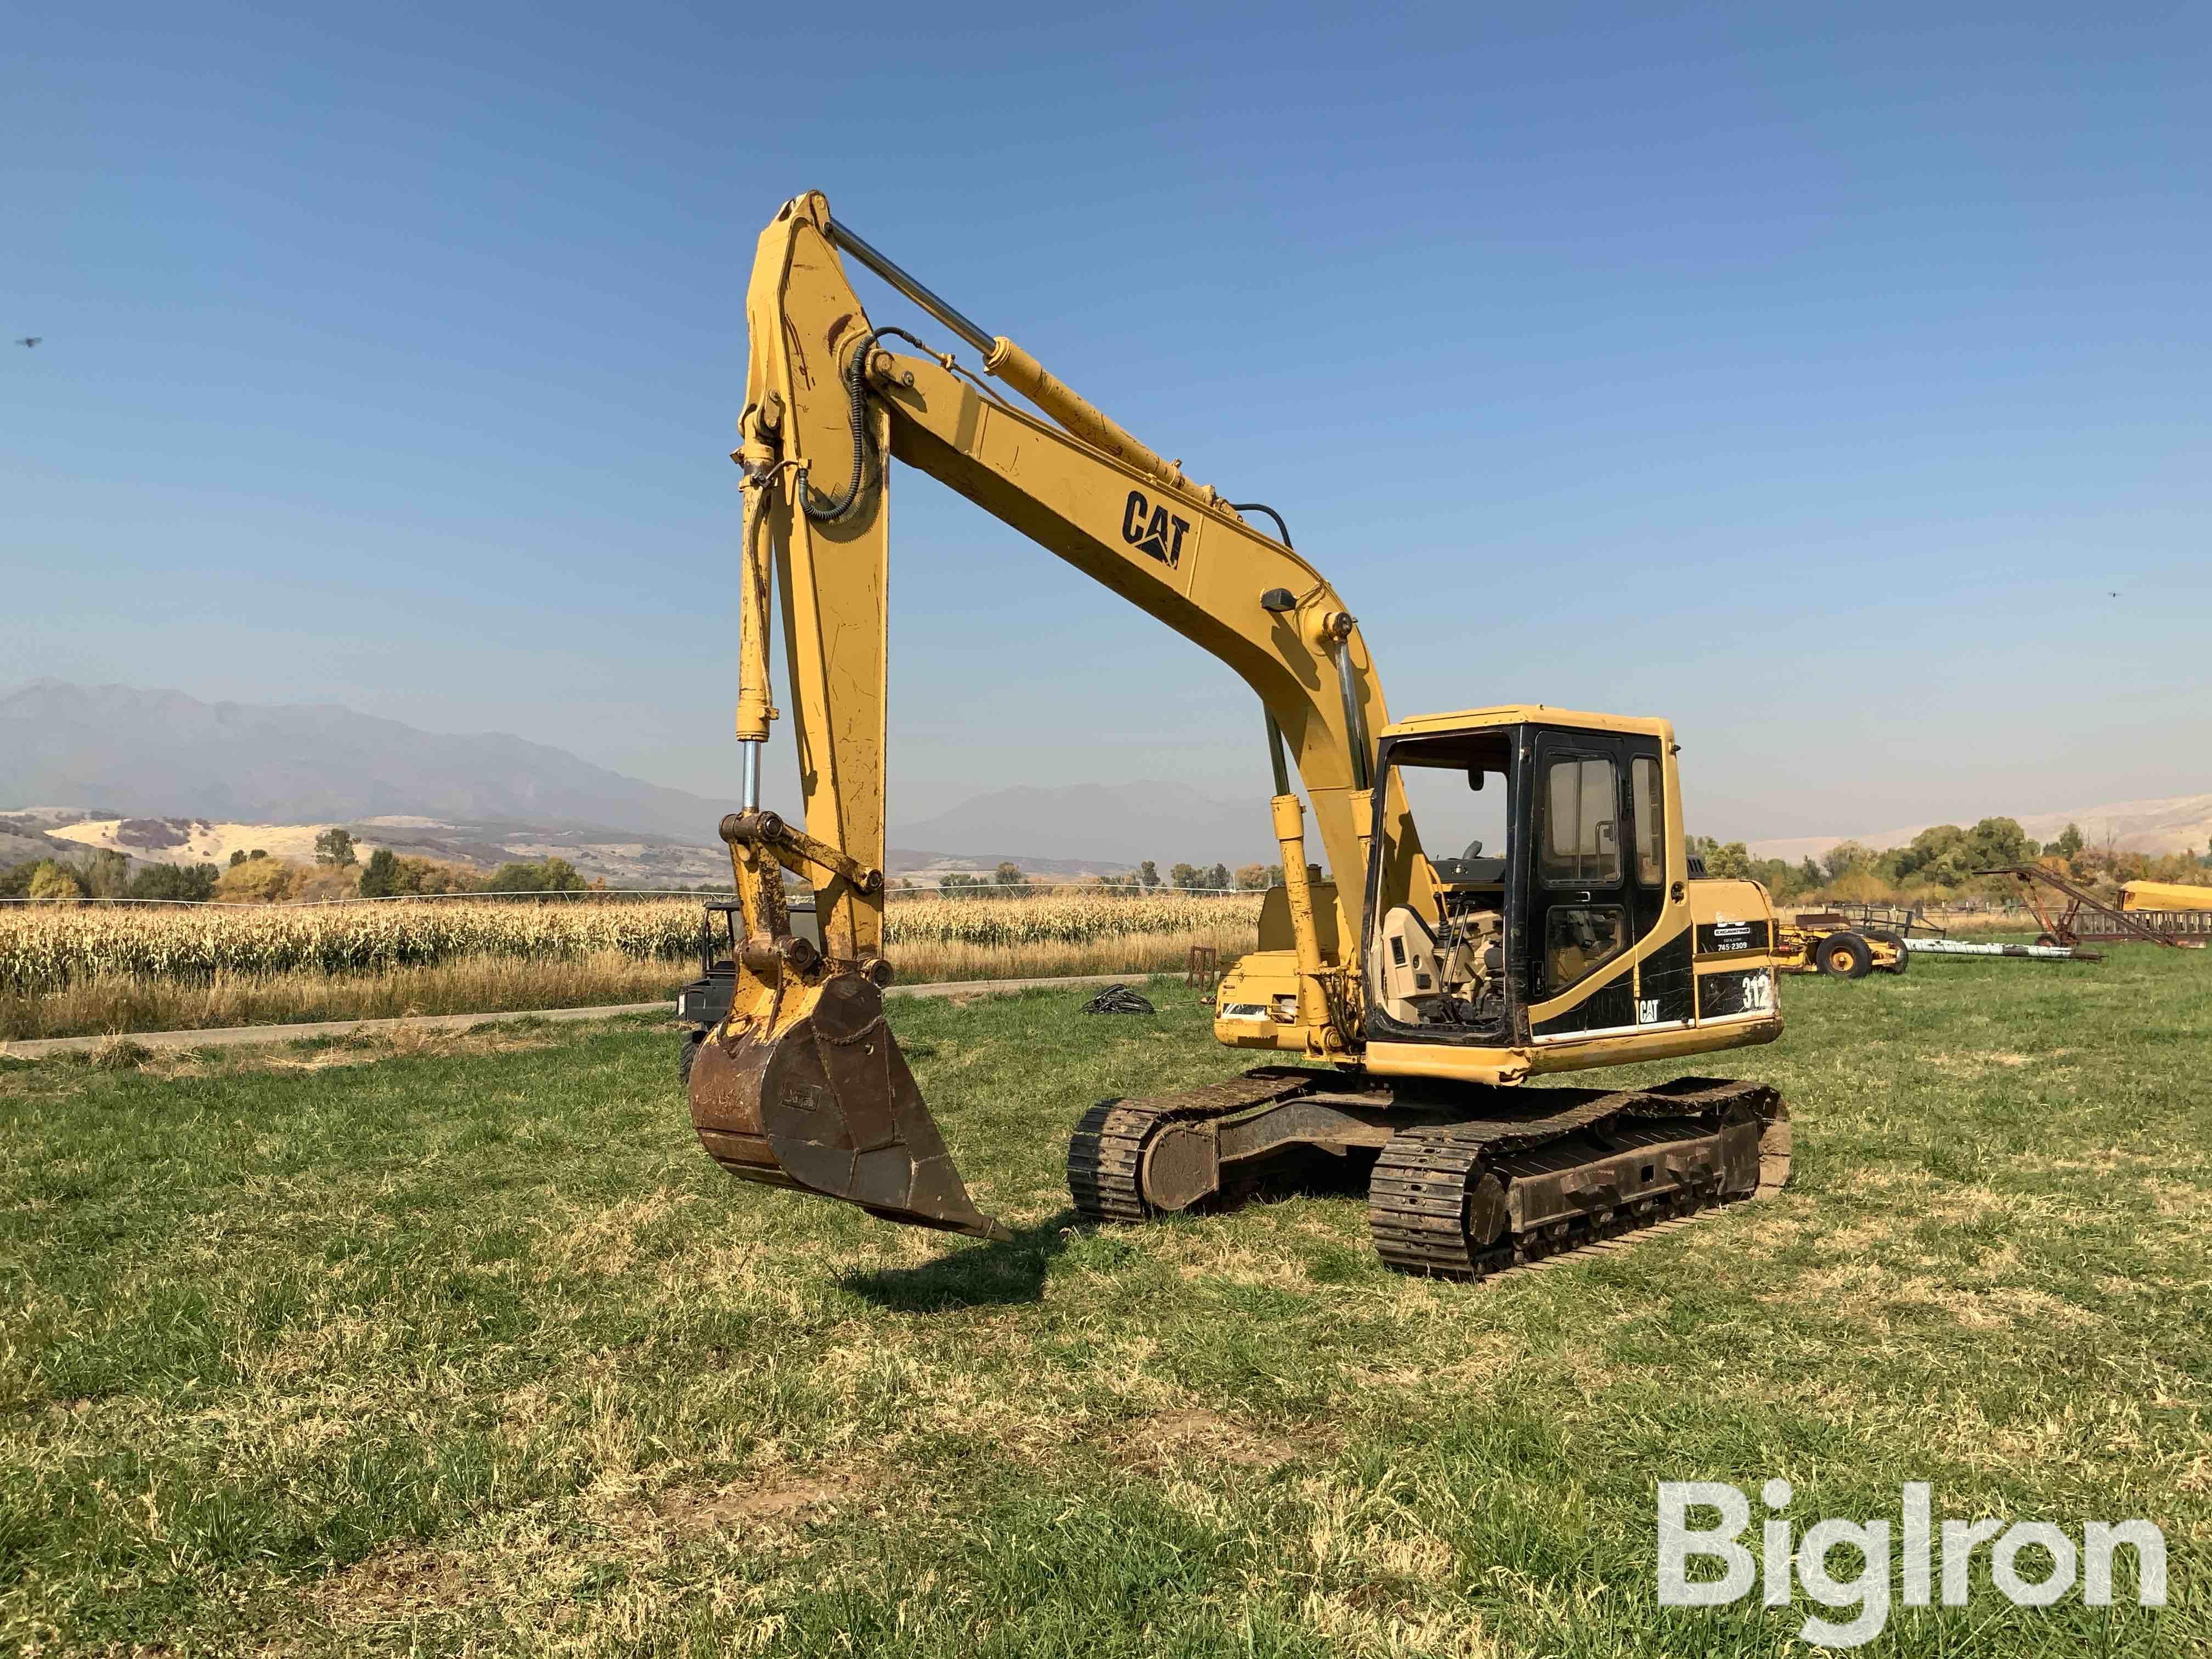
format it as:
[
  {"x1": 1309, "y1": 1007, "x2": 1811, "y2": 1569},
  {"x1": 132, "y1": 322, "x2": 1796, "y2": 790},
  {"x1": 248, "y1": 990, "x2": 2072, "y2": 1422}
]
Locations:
[{"x1": 687, "y1": 971, "x2": 1011, "y2": 1242}]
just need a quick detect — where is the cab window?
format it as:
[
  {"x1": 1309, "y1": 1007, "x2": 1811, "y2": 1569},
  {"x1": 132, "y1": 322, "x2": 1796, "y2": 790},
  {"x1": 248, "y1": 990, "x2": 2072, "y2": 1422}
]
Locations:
[
  {"x1": 1546, "y1": 904, "x2": 1625, "y2": 991},
  {"x1": 1631, "y1": 755, "x2": 1663, "y2": 887},
  {"x1": 1541, "y1": 755, "x2": 1620, "y2": 886}
]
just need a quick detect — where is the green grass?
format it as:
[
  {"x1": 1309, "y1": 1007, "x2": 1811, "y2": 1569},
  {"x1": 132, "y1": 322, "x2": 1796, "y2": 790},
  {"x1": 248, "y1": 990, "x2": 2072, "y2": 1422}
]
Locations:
[{"x1": 2, "y1": 952, "x2": 2207, "y2": 1656}]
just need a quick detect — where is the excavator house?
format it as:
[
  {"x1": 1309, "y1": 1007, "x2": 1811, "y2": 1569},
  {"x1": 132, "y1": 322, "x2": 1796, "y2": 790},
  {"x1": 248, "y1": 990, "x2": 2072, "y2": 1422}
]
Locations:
[{"x1": 686, "y1": 194, "x2": 1791, "y2": 1279}]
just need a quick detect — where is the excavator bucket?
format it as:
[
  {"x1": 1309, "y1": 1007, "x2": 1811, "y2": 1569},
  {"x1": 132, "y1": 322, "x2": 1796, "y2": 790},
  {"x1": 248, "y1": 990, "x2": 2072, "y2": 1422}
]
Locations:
[{"x1": 687, "y1": 970, "x2": 1011, "y2": 1241}]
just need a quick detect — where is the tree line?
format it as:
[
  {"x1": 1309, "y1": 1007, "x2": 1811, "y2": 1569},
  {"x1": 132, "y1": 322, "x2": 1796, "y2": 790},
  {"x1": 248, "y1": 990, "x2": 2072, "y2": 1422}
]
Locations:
[
  {"x1": 2, "y1": 826, "x2": 601, "y2": 905},
  {"x1": 906, "y1": 860, "x2": 1284, "y2": 895},
  {"x1": 14, "y1": 818, "x2": 2204, "y2": 909},
  {"x1": 1690, "y1": 818, "x2": 2212, "y2": 904}
]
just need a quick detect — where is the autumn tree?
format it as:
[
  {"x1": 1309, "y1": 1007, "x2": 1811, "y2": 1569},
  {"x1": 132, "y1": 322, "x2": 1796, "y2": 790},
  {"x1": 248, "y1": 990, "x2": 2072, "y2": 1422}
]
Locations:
[
  {"x1": 213, "y1": 856, "x2": 296, "y2": 904},
  {"x1": 26, "y1": 861, "x2": 84, "y2": 902},
  {"x1": 1822, "y1": 840, "x2": 1877, "y2": 882},
  {"x1": 81, "y1": 849, "x2": 132, "y2": 898},
  {"x1": 1704, "y1": 842, "x2": 1754, "y2": 881},
  {"x1": 128, "y1": 862, "x2": 220, "y2": 901},
  {"x1": 486, "y1": 856, "x2": 585, "y2": 893}
]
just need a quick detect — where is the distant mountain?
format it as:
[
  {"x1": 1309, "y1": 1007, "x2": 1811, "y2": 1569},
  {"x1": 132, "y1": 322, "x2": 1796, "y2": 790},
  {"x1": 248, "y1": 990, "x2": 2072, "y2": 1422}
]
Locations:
[
  {"x1": 1746, "y1": 794, "x2": 2212, "y2": 864},
  {"x1": 31, "y1": 810, "x2": 736, "y2": 888},
  {"x1": 1, "y1": 680, "x2": 727, "y2": 840},
  {"x1": 896, "y1": 781, "x2": 1273, "y2": 869},
  {"x1": 1, "y1": 681, "x2": 1273, "y2": 876}
]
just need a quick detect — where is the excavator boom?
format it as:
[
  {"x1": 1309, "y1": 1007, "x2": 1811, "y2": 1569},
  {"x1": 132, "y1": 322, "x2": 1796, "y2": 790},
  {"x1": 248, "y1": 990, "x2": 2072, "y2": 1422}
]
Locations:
[{"x1": 729, "y1": 193, "x2": 1384, "y2": 969}]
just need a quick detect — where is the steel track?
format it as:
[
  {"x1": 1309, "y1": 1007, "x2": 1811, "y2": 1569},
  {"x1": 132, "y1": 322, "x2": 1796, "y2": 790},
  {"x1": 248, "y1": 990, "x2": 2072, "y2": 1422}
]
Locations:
[
  {"x1": 1367, "y1": 1124, "x2": 1731, "y2": 1281},
  {"x1": 1069, "y1": 1075, "x2": 1786, "y2": 1280}
]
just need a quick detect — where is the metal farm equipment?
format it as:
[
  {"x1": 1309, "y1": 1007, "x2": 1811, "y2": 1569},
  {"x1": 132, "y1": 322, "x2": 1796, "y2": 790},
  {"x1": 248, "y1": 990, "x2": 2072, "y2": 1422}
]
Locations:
[{"x1": 1978, "y1": 865, "x2": 2205, "y2": 951}]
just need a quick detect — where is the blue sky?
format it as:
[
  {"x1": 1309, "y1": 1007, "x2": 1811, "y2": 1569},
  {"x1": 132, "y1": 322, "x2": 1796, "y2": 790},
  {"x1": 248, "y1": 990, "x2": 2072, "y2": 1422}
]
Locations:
[{"x1": 6, "y1": 3, "x2": 2206, "y2": 839}]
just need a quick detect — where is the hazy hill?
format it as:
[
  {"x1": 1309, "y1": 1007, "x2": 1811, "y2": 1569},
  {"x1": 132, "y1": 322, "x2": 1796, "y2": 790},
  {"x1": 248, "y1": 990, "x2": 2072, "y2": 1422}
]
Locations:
[
  {"x1": 25, "y1": 679, "x2": 2187, "y2": 882},
  {"x1": 29, "y1": 810, "x2": 734, "y2": 888},
  {"x1": 1, "y1": 680, "x2": 726, "y2": 840},
  {"x1": 897, "y1": 781, "x2": 1272, "y2": 870},
  {"x1": 0, "y1": 815, "x2": 81, "y2": 872},
  {"x1": 1746, "y1": 793, "x2": 2212, "y2": 864},
  {"x1": 0, "y1": 681, "x2": 1235, "y2": 880}
]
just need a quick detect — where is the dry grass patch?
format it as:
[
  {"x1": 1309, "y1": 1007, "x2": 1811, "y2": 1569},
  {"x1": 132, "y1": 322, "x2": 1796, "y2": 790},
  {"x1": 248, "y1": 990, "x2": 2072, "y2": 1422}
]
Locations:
[
  {"x1": 1770, "y1": 1246, "x2": 2106, "y2": 1336},
  {"x1": 26, "y1": 1019, "x2": 599, "y2": 1085},
  {"x1": 2143, "y1": 1179, "x2": 2212, "y2": 1221},
  {"x1": 1120, "y1": 1406, "x2": 1300, "y2": 1472},
  {"x1": 648, "y1": 1465, "x2": 872, "y2": 1534},
  {"x1": 1294, "y1": 1590, "x2": 1501, "y2": 1659},
  {"x1": 541, "y1": 1189, "x2": 701, "y2": 1278},
  {"x1": 1921, "y1": 1047, "x2": 2044, "y2": 1077},
  {"x1": 311, "y1": 1541, "x2": 488, "y2": 1627}
]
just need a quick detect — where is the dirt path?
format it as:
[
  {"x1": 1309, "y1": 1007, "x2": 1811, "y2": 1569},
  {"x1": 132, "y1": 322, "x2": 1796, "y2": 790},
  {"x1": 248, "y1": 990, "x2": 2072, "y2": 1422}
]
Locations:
[{"x1": 1, "y1": 972, "x2": 1165, "y2": 1060}]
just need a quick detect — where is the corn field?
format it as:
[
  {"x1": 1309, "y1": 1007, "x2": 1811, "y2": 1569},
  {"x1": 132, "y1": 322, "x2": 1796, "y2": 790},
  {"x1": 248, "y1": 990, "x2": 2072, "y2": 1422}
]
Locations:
[
  {"x1": 884, "y1": 891, "x2": 1261, "y2": 949},
  {"x1": 0, "y1": 893, "x2": 1266, "y2": 995}
]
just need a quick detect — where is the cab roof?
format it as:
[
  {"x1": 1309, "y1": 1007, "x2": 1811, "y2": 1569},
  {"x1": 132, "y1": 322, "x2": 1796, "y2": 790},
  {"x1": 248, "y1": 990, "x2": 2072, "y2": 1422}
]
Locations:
[{"x1": 1378, "y1": 706, "x2": 1675, "y2": 742}]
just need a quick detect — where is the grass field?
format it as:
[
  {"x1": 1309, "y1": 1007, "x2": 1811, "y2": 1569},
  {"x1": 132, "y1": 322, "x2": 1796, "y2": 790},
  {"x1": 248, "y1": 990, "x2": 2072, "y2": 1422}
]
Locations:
[{"x1": 2, "y1": 949, "x2": 2206, "y2": 1655}]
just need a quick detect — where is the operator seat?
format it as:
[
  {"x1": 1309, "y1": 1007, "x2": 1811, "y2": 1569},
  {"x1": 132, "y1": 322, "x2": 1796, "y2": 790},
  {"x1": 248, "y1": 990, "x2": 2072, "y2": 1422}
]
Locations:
[{"x1": 1432, "y1": 837, "x2": 1508, "y2": 886}]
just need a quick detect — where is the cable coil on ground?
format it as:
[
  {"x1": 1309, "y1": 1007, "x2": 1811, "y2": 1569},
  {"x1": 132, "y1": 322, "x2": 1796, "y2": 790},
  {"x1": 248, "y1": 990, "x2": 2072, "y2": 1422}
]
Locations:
[{"x1": 1081, "y1": 984, "x2": 1154, "y2": 1015}]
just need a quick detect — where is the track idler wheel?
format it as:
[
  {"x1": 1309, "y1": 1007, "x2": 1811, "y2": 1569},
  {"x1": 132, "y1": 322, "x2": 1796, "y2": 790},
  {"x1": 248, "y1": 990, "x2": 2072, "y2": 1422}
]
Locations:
[
  {"x1": 1065, "y1": 1071, "x2": 1325, "y2": 1224},
  {"x1": 1065, "y1": 1100, "x2": 1235, "y2": 1222},
  {"x1": 1367, "y1": 1130, "x2": 1513, "y2": 1280}
]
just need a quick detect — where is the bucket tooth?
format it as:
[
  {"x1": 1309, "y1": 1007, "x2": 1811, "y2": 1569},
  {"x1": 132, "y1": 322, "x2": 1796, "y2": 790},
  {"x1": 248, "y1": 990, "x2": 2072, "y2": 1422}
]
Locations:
[{"x1": 688, "y1": 971, "x2": 1009, "y2": 1241}]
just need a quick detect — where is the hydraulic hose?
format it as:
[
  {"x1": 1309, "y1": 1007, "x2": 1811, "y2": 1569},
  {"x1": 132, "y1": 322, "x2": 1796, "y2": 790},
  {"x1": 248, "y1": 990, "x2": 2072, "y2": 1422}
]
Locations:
[
  {"x1": 799, "y1": 326, "x2": 938, "y2": 523},
  {"x1": 1228, "y1": 503, "x2": 1294, "y2": 548}
]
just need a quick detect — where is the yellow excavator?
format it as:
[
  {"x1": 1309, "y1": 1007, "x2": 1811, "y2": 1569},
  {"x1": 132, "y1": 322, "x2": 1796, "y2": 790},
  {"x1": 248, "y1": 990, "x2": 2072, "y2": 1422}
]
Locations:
[{"x1": 687, "y1": 193, "x2": 1791, "y2": 1279}]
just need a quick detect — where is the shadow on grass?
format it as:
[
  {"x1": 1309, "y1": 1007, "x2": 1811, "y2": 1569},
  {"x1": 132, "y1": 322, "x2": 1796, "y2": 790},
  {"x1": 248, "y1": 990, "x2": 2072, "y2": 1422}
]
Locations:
[
  {"x1": 842, "y1": 1152, "x2": 1381, "y2": 1313},
  {"x1": 843, "y1": 1211, "x2": 1087, "y2": 1312}
]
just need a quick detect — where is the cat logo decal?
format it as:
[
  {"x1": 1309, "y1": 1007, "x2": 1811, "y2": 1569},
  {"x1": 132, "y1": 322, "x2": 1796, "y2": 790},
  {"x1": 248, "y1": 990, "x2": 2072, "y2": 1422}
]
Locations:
[{"x1": 1120, "y1": 489, "x2": 1190, "y2": 568}]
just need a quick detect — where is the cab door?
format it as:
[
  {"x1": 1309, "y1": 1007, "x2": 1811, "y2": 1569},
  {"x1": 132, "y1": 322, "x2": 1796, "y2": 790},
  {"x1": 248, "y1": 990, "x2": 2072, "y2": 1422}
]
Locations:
[{"x1": 1519, "y1": 730, "x2": 1641, "y2": 1039}]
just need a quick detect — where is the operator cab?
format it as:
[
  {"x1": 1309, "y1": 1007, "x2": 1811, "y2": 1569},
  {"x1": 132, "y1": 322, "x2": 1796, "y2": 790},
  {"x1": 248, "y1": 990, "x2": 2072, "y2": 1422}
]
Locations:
[{"x1": 1364, "y1": 713, "x2": 1677, "y2": 1048}]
